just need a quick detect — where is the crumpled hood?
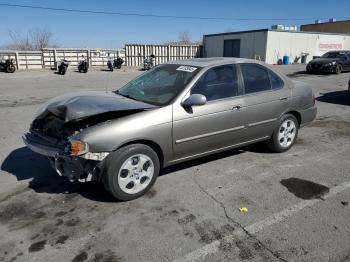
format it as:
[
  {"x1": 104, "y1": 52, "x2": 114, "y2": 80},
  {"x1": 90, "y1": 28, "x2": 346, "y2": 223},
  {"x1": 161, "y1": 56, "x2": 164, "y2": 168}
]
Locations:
[
  {"x1": 35, "y1": 91, "x2": 157, "y2": 122},
  {"x1": 310, "y1": 57, "x2": 341, "y2": 64}
]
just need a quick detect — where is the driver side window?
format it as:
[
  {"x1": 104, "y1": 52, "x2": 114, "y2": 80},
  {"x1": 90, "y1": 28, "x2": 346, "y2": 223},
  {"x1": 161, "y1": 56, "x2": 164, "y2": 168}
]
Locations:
[{"x1": 191, "y1": 65, "x2": 238, "y2": 102}]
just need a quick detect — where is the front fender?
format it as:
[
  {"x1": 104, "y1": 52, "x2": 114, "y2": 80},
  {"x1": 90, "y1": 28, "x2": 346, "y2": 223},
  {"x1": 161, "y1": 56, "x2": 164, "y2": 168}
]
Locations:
[{"x1": 74, "y1": 106, "x2": 173, "y2": 163}]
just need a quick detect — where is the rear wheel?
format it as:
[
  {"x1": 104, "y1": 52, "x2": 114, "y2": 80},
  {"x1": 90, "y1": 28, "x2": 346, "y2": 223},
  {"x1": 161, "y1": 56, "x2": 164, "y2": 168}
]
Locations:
[
  {"x1": 102, "y1": 144, "x2": 160, "y2": 201},
  {"x1": 267, "y1": 114, "x2": 299, "y2": 153},
  {"x1": 335, "y1": 64, "x2": 342, "y2": 74},
  {"x1": 6, "y1": 64, "x2": 15, "y2": 73}
]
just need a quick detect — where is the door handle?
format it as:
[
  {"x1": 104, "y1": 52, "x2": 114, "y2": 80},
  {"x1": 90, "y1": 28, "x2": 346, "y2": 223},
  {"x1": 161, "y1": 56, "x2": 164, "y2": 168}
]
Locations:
[
  {"x1": 232, "y1": 105, "x2": 242, "y2": 110},
  {"x1": 279, "y1": 97, "x2": 288, "y2": 101}
]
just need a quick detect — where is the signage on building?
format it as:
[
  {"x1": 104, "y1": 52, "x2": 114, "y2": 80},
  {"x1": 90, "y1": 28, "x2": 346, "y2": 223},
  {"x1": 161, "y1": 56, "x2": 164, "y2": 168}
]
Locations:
[{"x1": 316, "y1": 35, "x2": 345, "y2": 55}]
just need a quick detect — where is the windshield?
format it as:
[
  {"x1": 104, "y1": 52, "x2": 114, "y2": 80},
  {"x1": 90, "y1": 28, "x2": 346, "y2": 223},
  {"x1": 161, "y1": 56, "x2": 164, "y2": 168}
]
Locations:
[
  {"x1": 321, "y1": 52, "x2": 345, "y2": 58},
  {"x1": 116, "y1": 64, "x2": 201, "y2": 106}
]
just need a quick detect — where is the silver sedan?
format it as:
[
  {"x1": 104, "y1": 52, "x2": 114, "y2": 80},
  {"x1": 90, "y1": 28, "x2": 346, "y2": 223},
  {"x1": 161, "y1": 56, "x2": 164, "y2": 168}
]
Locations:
[{"x1": 23, "y1": 58, "x2": 317, "y2": 201}]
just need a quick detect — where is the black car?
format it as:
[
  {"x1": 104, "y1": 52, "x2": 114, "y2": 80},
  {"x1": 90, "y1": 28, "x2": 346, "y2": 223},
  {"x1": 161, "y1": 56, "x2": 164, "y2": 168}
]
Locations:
[{"x1": 306, "y1": 50, "x2": 350, "y2": 74}]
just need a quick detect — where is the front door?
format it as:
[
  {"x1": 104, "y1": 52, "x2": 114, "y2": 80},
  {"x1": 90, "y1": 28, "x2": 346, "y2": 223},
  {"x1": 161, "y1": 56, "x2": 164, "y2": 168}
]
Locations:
[{"x1": 172, "y1": 65, "x2": 247, "y2": 160}]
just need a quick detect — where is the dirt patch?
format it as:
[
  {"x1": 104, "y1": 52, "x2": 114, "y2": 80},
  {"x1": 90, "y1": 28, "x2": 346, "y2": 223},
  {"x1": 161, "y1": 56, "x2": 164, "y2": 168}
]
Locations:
[
  {"x1": 54, "y1": 211, "x2": 67, "y2": 217},
  {"x1": 281, "y1": 177, "x2": 329, "y2": 200},
  {"x1": 177, "y1": 214, "x2": 196, "y2": 225},
  {"x1": 28, "y1": 240, "x2": 47, "y2": 253},
  {"x1": 56, "y1": 235, "x2": 69, "y2": 245},
  {"x1": 194, "y1": 221, "x2": 235, "y2": 244},
  {"x1": 90, "y1": 250, "x2": 122, "y2": 262},
  {"x1": 72, "y1": 251, "x2": 88, "y2": 262},
  {"x1": 65, "y1": 218, "x2": 82, "y2": 227}
]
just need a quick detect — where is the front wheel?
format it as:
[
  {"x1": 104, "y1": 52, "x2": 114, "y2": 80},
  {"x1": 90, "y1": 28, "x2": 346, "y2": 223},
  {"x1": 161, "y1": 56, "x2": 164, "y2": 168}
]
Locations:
[
  {"x1": 335, "y1": 64, "x2": 342, "y2": 74},
  {"x1": 267, "y1": 114, "x2": 299, "y2": 153},
  {"x1": 102, "y1": 144, "x2": 160, "y2": 201}
]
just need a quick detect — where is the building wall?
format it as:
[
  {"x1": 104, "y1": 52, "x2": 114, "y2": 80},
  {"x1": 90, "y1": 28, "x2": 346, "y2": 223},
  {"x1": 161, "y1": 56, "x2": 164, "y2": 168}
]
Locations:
[
  {"x1": 204, "y1": 31, "x2": 268, "y2": 61},
  {"x1": 265, "y1": 31, "x2": 350, "y2": 64},
  {"x1": 301, "y1": 20, "x2": 350, "y2": 34}
]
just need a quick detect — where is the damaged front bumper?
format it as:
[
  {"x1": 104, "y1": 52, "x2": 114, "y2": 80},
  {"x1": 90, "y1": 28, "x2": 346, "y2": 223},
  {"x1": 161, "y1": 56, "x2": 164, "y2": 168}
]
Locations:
[{"x1": 23, "y1": 132, "x2": 108, "y2": 182}]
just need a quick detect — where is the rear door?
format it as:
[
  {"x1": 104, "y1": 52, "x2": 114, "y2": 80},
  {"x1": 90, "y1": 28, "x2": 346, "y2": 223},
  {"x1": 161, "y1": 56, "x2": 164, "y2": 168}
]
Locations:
[{"x1": 238, "y1": 63, "x2": 291, "y2": 140}]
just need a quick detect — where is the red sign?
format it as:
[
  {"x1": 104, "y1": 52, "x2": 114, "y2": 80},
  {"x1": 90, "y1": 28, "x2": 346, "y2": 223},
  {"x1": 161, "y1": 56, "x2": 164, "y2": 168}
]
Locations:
[{"x1": 318, "y1": 43, "x2": 343, "y2": 50}]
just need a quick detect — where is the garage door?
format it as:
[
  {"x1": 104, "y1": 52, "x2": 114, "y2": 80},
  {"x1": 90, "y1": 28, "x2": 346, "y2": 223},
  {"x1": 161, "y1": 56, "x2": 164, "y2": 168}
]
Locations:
[{"x1": 223, "y1": 39, "x2": 240, "y2": 57}]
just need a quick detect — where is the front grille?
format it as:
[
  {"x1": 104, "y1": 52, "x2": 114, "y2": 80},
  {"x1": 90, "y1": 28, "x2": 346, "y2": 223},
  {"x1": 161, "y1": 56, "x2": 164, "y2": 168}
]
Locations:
[{"x1": 311, "y1": 64, "x2": 322, "y2": 70}]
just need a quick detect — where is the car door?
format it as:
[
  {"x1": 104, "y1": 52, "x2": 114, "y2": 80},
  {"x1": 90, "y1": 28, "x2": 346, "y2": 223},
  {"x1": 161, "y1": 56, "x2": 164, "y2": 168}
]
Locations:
[
  {"x1": 172, "y1": 64, "x2": 248, "y2": 160},
  {"x1": 238, "y1": 63, "x2": 291, "y2": 140}
]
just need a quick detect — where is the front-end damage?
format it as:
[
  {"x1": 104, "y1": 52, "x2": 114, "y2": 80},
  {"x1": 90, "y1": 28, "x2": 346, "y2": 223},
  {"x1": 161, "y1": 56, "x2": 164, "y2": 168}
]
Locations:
[
  {"x1": 23, "y1": 113, "x2": 112, "y2": 182},
  {"x1": 23, "y1": 91, "x2": 157, "y2": 182}
]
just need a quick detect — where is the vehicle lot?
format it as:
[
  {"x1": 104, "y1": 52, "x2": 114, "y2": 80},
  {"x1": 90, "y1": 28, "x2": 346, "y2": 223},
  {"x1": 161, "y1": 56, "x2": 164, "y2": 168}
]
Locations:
[{"x1": 0, "y1": 66, "x2": 349, "y2": 262}]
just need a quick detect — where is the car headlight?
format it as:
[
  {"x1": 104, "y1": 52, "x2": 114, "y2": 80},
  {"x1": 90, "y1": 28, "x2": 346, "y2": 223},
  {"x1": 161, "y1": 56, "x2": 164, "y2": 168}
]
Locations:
[
  {"x1": 65, "y1": 140, "x2": 89, "y2": 156},
  {"x1": 327, "y1": 62, "x2": 336, "y2": 66}
]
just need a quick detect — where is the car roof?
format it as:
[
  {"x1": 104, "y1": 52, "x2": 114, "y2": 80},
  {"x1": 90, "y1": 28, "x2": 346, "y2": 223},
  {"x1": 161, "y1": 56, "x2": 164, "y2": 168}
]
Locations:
[{"x1": 166, "y1": 57, "x2": 264, "y2": 68}]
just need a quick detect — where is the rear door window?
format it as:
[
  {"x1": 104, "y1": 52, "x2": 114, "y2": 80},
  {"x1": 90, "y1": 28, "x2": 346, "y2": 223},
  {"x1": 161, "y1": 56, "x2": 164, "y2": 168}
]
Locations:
[{"x1": 240, "y1": 64, "x2": 271, "y2": 94}]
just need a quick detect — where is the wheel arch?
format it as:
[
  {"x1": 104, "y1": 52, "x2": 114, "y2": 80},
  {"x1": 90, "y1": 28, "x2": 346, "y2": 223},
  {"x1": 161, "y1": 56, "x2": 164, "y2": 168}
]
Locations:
[
  {"x1": 116, "y1": 139, "x2": 165, "y2": 168},
  {"x1": 285, "y1": 111, "x2": 301, "y2": 127}
]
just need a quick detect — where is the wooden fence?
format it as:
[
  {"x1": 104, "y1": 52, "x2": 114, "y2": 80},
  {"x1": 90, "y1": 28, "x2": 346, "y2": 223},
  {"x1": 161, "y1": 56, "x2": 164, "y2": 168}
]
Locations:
[
  {"x1": 0, "y1": 48, "x2": 125, "y2": 70},
  {"x1": 125, "y1": 44, "x2": 203, "y2": 67}
]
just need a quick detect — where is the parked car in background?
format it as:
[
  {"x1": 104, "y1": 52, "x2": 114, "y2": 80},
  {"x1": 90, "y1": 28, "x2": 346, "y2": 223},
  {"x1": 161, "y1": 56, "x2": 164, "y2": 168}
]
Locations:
[
  {"x1": 306, "y1": 50, "x2": 350, "y2": 74},
  {"x1": 23, "y1": 58, "x2": 317, "y2": 201}
]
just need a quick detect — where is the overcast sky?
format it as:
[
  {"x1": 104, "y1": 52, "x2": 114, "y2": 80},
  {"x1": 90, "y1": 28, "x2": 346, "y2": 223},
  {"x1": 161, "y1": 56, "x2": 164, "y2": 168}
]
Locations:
[{"x1": 0, "y1": 0, "x2": 349, "y2": 48}]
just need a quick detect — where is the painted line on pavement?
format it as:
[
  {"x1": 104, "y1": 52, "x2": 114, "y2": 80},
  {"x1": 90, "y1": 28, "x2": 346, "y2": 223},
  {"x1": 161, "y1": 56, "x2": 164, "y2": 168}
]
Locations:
[{"x1": 173, "y1": 179, "x2": 350, "y2": 262}]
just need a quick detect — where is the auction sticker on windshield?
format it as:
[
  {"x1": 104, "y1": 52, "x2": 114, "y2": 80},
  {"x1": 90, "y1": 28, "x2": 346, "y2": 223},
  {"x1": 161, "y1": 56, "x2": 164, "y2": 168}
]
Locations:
[{"x1": 176, "y1": 66, "x2": 197, "y2": 73}]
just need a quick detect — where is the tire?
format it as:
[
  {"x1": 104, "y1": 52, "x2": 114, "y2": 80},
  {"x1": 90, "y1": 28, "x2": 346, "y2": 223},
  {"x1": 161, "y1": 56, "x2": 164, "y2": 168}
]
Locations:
[
  {"x1": 306, "y1": 65, "x2": 313, "y2": 74},
  {"x1": 102, "y1": 144, "x2": 160, "y2": 201},
  {"x1": 6, "y1": 64, "x2": 15, "y2": 73},
  {"x1": 62, "y1": 66, "x2": 67, "y2": 75},
  {"x1": 267, "y1": 114, "x2": 299, "y2": 153},
  {"x1": 335, "y1": 64, "x2": 342, "y2": 74}
]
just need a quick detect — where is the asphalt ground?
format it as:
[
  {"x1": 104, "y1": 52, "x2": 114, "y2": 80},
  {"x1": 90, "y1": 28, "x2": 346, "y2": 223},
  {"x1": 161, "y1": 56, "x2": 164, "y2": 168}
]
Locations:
[{"x1": 0, "y1": 65, "x2": 349, "y2": 262}]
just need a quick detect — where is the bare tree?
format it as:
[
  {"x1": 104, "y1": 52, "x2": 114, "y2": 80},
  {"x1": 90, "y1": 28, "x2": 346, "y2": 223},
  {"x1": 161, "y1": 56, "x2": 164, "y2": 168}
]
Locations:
[
  {"x1": 6, "y1": 28, "x2": 59, "y2": 51},
  {"x1": 30, "y1": 28, "x2": 53, "y2": 50},
  {"x1": 164, "y1": 31, "x2": 201, "y2": 45},
  {"x1": 8, "y1": 30, "x2": 32, "y2": 50},
  {"x1": 178, "y1": 31, "x2": 191, "y2": 45}
]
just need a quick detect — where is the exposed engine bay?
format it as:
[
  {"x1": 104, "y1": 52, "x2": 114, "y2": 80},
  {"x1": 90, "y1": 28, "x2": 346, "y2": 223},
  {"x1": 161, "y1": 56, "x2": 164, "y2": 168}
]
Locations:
[{"x1": 23, "y1": 91, "x2": 157, "y2": 182}]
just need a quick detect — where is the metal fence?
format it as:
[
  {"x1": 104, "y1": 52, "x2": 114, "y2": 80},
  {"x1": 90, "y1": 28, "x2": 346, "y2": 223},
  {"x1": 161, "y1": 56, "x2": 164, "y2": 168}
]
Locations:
[
  {"x1": 125, "y1": 44, "x2": 203, "y2": 67},
  {"x1": 0, "y1": 48, "x2": 125, "y2": 70}
]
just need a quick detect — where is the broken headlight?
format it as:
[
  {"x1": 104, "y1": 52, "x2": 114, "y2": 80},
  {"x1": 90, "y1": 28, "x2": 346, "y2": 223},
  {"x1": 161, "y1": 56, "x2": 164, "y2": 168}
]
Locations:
[{"x1": 65, "y1": 140, "x2": 89, "y2": 156}]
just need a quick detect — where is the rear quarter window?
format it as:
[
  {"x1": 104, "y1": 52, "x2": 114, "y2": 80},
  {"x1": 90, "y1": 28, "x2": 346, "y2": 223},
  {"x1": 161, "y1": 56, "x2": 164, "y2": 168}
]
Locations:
[{"x1": 268, "y1": 69, "x2": 284, "y2": 89}]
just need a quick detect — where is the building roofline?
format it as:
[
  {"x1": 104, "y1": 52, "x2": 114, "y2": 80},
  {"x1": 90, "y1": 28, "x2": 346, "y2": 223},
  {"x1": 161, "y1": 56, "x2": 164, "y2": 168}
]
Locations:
[
  {"x1": 204, "y1": 29, "x2": 269, "y2": 37},
  {"x1": 204, "y1": 28, "x2": 350, "y2": 37},
  {"x1": 301, "y1": 19, "x2": 350, "y2": 27}
]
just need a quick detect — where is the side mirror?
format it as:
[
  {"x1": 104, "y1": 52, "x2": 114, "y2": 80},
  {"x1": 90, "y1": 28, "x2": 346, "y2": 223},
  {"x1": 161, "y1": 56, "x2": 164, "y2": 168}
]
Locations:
[{"x1": 181, "y1": 94, "x2": 207, "y2": 107}]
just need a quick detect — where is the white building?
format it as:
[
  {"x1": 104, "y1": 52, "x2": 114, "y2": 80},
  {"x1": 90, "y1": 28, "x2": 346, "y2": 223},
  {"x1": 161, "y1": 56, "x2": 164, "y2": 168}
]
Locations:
[{"x1": 203, "y1": 29, "x2": 350, "y2": 64}]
